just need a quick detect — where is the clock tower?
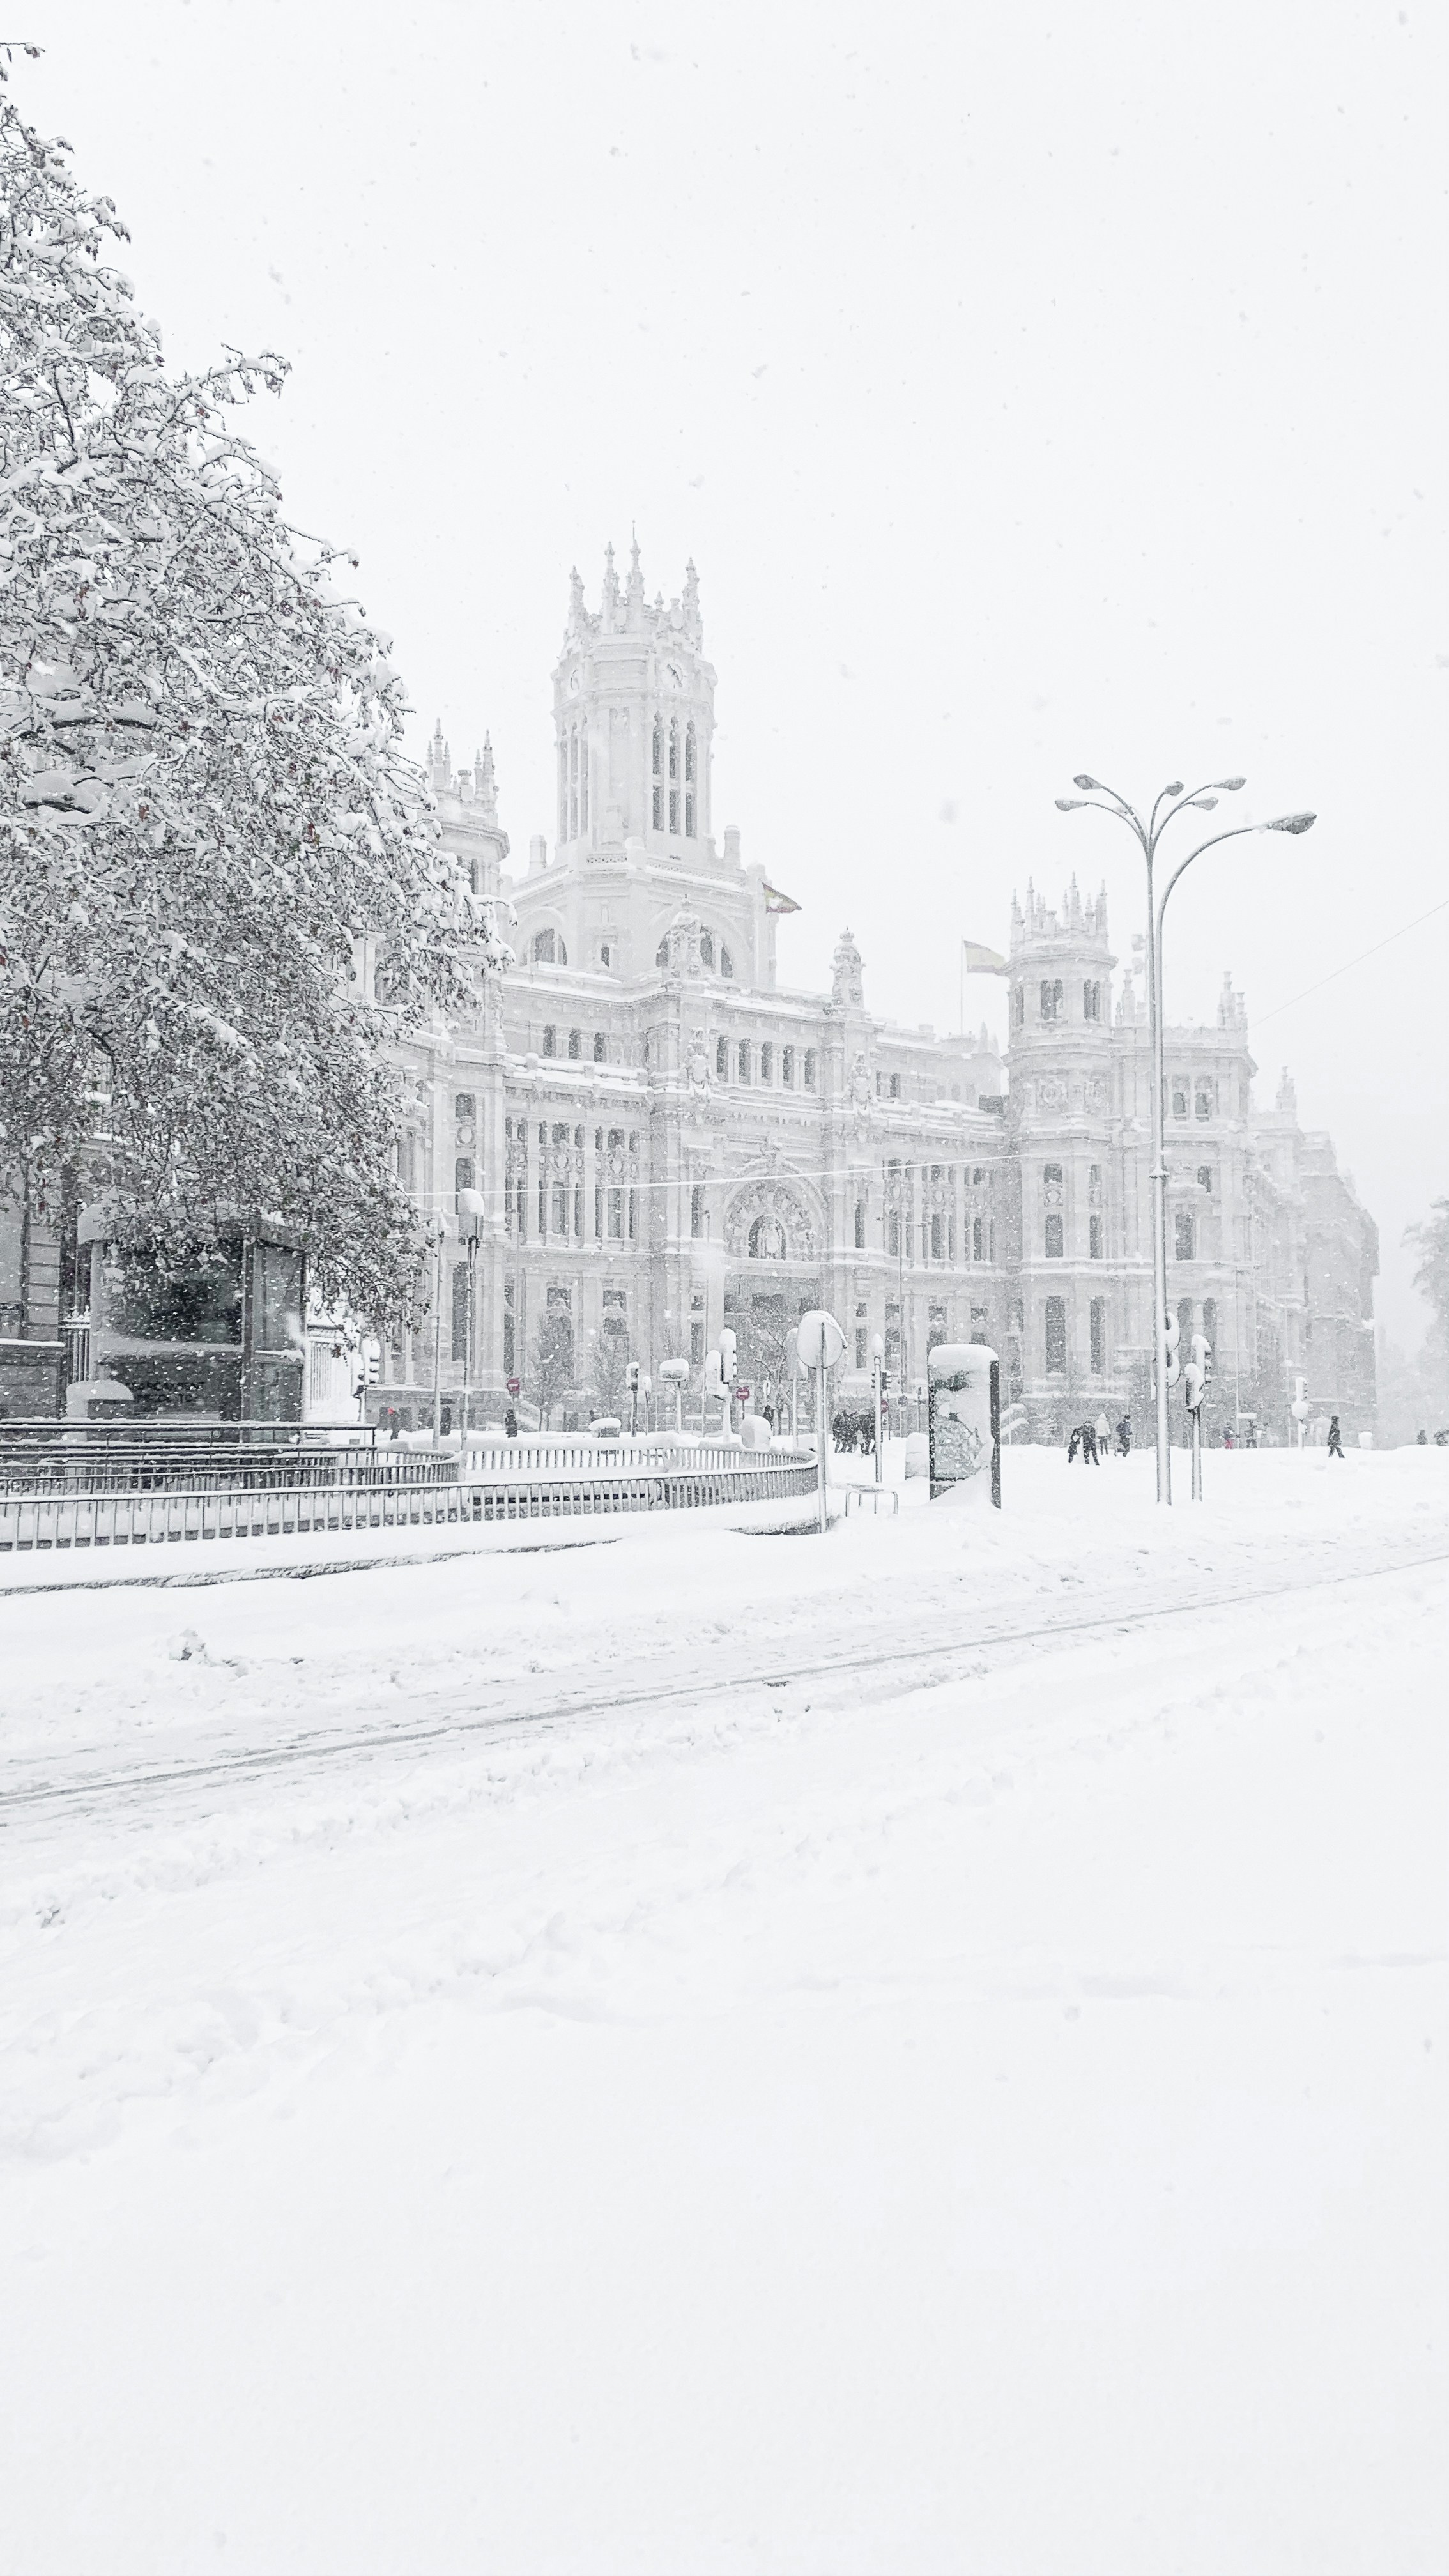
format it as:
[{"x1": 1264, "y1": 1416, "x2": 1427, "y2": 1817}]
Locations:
[{"x1": 553, "y1": 537, "x2": 716, "y2": 865}]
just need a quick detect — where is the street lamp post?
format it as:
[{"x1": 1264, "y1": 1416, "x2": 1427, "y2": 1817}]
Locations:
[
  {"x1": 1055, "y1": 778, "x2": 1314, "y2": 1503},
  {"x1": 457, "y1": 1188, "x2": 485, "y2": 1445}
]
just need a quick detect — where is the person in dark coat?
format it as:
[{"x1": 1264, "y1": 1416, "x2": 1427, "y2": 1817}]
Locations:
[
  {"x1": 1328, "y1": 1414, "x2": 1345, "y2": 1459},
  {"x1": 1081, "y1": 1422, "x2": 1100, "y2": 1465},
  {"x1": 1116, "y1": 1416, "x2": 1132, "y2": 1457},
  {"x1": 1066, "y1": 1425, "x2": 1082, "y2": 1464}
]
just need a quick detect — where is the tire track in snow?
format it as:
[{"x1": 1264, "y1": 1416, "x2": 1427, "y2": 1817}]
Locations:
[{"x1": 4, "y1": 1542, "x2": 1446, "y2": 1827}]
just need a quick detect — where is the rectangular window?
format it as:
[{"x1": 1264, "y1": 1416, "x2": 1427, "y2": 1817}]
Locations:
[
  {"x1": 888, "y1": 1214, "x2": 900, "y2": 1257},
  {"x1": 669, "y1": 788, "x2": 680, "y2": 833},
  {"x1": 1197, "y1": 1165, "x2": 1213, "y2": 1193},
  {"x1": 855, "y1": 1327, "x2": 868, "y2": 1368},
  {"x1": 1174, "y1": 1210, "x2": 1195, "y2": 1261},
  {"x1": 738, "y1": 1041, "x2": 750, "y2": 1083},
  {"x1": 1045, "y1": 1296, "x2": 1067, "y2": 1376},
  {"x1": 685, "y1": 792, "x2": 696, "y2": 837},
  {"x1": 782, "y1": 1046, "x2": 795, "y2": 1087},
  {"x1": 804, "y1": 1050, "x2": 816, "y2": 1089},
  {"x1": 691, "y1": 1184, "x2": 705, "y2": 1238},
  {"x1": 454, "y1": 1092, "x2": 475, "y2": 1122},
  {"x1": 503, "y1": 1285, "x2": 514, "y2": 1376},
  {"x1": 1084, "y1": 982, "x2": 1100, "y2": 1023},
  {"x1": 608, "y1": 1188, "x2": 623, "y2": 1240},
  {"x1": 552, "y1": 1181, "x2": 569, "y2": 1235},
  {"x1": 716, "y1": 1036, "x2": 729, "y2": 1080},
  {"x1": 931, "y1": 1214, "x2": 944, "y2": 1262},
  {"x1": 691, "y1": 1317, "x2": 704, "y2": 1366},
  {"x1": 1045, "y1": 1213, "x2": 1064, "y2": 1258},
  {"x1": 1090, "y1": 1297, "x2": 1105, "y2": 1375},
  {"x1": 760, "y1": 1042, "x2": 773, "y2": 1084},
  {"x1": 854, "y1": 1201, "x2": 866, "y2": 1250},
  {"x1": 1195, "y1": 1082, "x2": 1213, "y2": 1121},
  {"x1": 652, "y1": 784, "x2": 664, "y2": 831},
  {"x1": 629, "y1": 1190, "x2": 638, "y2": 1241},
  {"x1": 1089, "y1": 1214, "x2": 1103, "y2": 1259}
]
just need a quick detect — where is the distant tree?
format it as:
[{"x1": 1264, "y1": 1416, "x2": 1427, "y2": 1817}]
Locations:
[
  {"x1": 1407, "y1": 1199, "x2": 1449, "y2": 1343},
  {"x1": 0, "y1": 57, "x2": 507, "y2": 1328},
  {"x1": 529, "y1": 1310, "x2": 574, "y2": 1431},
  {"x1": 588, "y1": 1324, "x2": 630, "y2": 1423}
]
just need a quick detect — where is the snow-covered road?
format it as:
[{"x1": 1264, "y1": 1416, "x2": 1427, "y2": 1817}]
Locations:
[{"x1": 2, "y1": 1449, "x2": 1446, "y2": 2573}]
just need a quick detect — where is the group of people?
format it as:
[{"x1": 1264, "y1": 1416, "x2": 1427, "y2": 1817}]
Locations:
[{"x1": 1066, "y1": 1413, "x2": 1133, "y2": 1465}]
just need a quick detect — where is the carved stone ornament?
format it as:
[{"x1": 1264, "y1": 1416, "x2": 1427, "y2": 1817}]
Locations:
[
  {"x1": 850, "y1": 1052, "x2": 872, "y2": 1117},
  {"x1": 725, "y1": 1179, "x2": 817, "y2": 1262},
  {"x1": 1038, "y1": 1076, "x2": 1068, "y2": 1111}
]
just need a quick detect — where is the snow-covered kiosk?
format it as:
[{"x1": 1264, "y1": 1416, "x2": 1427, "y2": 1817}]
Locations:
[{"x1": 72, "y1": 1206, "x2": 306, "y2": 1422}]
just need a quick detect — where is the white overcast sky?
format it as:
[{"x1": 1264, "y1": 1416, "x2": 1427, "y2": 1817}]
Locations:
[{"x1": 20, "y1": 1, "x2": 1448, "y2": 1340}]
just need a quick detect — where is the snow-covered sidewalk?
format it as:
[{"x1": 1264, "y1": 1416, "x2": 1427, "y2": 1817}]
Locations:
[{"x1": 1, "y1": 1448, "x2": 1446, "y2": 2573}]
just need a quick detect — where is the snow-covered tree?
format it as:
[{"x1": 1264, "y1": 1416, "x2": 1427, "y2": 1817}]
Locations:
[{"x1": 0, "y1": 55, "x2": 507, "y2": 1326}]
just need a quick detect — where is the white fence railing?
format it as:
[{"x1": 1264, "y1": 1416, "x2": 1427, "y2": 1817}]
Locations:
[{"x1": 0, "y1": 1455, "x2": 818, "y2": 1555}]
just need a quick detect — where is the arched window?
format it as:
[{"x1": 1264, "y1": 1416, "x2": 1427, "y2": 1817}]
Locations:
[
  {"x1": 652, "y1": 716, "x2": 664, "y2": 831},
  {"x1": 721, "y1": 945, "x2": 734, "y2": 980},
  {"x1": 684, "y1": 723, "x2": 697, "y2": 836},
  {"x1": 542, "y1": 1026, "x2": 556, "y2": 1056},
  {"x1": 1197, "y1": 1165, "x2": 1213, "y2": 1192},
  {"x1": 592, "y1": 1031, "x2": 606, "y2": 1062},
  {"x1": 854, "y1": 1201, "x2": 866, "y2": 1250},
  {"x1": 656, "y1": 936, "x2": 670, "y2": 968},
  {"x1": 532, "y1": 928, "x2": 565, "y2": 966},
  {"x1": 567, "y1": 1029, "x2": 581, "y2": 1059},
  {"x1": 1089, "y1": 1297, "x2": 1105, "y2": 1375},
  {"x1": 1174, "y1": 1210, "x2": 1195, "y2": 1261},
  {"x1": 454, "y1": 1155, "x2": 474, "y2": 1204},
  {"x1": 1195, "y1": 1081, "x2": 1213, "y2": 1121},
  {"x1": 668, "y1": 721, "x2": 680, "y2": 832},
  {"x1": 1172, "y1": 1078, "x2": 1188, "y2": 1118},
  {"x1": 700, "y1": 929, "x2": 714, "y2": 969},
  {"x1": 1045, "y1": 1297, "x2": 1067, "y2": 1375},
  {"x1": 716, "y1": 1036, "x2": 729, "y2": 1080},
  {"x1": 1041, "y1": 979, "x2": 1063, "y2": 1022},
  {"x1": 1045, "y1": 1213, "x2": 1064, "y2": 1258},
  {"x1": 749, "y1": 1212, "x2": 787, "y2": 1259},
  {"x1": 1084, "y1": 981, "x2": 1101, "y2": 1022}
]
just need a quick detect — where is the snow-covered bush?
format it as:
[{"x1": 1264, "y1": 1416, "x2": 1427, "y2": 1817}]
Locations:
[{"x1": 0, "y1": 53, "x2": 507, "y2": 1326}]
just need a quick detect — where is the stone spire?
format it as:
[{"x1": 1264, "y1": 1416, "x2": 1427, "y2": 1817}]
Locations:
[
  {"x1": 682, "y1": 557, "x2": 702, "y2": 644},
  {"x1": 601, "y1": 540, "x2": 619, "y2": 633},
  {"x1": 625, "y1": 526, "x2": 645, "y2": 629},
  {"x1": 831, "y1": 927, "x2": 864, "y2": 1009},
  {"x1": 475, "y1": 735, "x2": 497, "y2": 820},
  {"x1": 567, "y1": 565, "x2": 586, "y2": 636}
]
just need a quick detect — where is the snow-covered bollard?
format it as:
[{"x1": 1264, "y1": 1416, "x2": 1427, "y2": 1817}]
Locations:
[{"x1": 739, "y1": 1411, "x2": 772, "y2": 1451}]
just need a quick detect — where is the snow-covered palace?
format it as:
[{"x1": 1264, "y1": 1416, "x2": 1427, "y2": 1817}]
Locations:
[{"x1": 332, "y1": 543, "x2": 1376, "y2": 1443}]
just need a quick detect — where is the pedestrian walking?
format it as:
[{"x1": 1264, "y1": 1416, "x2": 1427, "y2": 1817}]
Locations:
[
  {"x1": 1082, "y1": 1422, "x2": 1100, "y2": 1466},
  {"x1": 1328, "y1": 1414, "x2": 1345, "y2": 1459},
  {"x1": 1066, "y1": 1425, "x2": 1082, "y2": 1464},
  {"x1": 1116, "y1": 1415, "x2": 1132, "y2": 1457},
  {"x1": 1094, "y1": 1410, "x2": 1111, "y2": 1459}
]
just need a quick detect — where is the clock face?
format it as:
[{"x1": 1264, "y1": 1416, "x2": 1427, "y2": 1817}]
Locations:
[{"x1": 664, "y1": 661, "x2": 684, "y2": 690}]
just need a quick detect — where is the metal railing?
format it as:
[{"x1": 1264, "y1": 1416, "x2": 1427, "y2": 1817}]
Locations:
[{"x1": 0, "y1": 1454, "x2": 817, "y2": 1554}]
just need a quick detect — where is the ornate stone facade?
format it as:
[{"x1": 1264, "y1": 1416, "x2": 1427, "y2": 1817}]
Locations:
[{"x1": 352, "y1": 546, "x2": 1377, "y2": 1442}]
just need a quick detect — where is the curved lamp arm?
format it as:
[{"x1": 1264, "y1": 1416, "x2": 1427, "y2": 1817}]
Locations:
[{"x1": 1156, "y1": 813, "x2": 1315, "y2": 933}]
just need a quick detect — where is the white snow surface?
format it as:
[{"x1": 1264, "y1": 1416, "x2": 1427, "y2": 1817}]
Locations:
[{"x1": 2, "y1": 1446, "x2": 1446, "y2": 2573}]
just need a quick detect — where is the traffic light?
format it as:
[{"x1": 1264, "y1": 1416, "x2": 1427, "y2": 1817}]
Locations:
[
  {"x1": 1184, "y1": 1331, "x2": 1211, "y2": 1413},
  {"x1": 719, "y1": 1326, "x2": 737, "y2": 1383},
  {"x1": 625, "y1": 1361, "x2": 640, "y2": 1392},
  {"x1": 363, "y1": 1340, "x2": 381, "y2": 1386},
  {"x1": 1162, "y1": 1310, "x2": 1181, "y2": 1388}
]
